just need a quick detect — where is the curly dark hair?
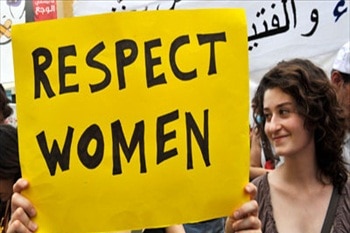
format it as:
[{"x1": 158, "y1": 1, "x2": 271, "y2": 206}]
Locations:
[
  {"x1": 0, "y1": 84, "x2": 13, "y2": 123},
  {"x1": 252, "y1": 58, "x2": 348, "y2": 193},
  {"x1": 0, "y1": 124, "x2": 20, "y2": 180}
]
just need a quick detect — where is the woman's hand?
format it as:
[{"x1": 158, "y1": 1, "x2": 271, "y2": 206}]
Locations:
[
  {"x1": 6, "y1": 178, "x2": 38, "y2": 233},
  {"x1": 225, "y1": 183, "x2": 261, "y2": 233}
]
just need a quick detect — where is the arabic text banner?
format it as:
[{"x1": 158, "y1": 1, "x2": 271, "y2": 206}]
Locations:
[{"x1": 12, "y1": 9, "x2": 249, "y2": 233}]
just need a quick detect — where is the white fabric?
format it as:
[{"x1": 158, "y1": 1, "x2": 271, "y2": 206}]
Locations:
[{"x1": 332, "y1": 41, "x2": 350, "y2": 74}]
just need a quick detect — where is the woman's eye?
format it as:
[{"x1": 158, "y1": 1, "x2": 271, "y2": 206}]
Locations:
[
  {"x1": 264, "y1": 113, "x2": 271, "y2": 121},
  {"x1": 280, "y1": 109, "x2": 290, "y2": 116}
]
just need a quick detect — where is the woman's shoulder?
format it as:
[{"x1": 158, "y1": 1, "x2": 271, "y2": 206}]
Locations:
[
  {"x1": 340, "y1": 177, "x2": 350, "y2": 200},
  {"x1": 251, "y1": 173, "x2": 277, "y2": 232},
  {"x1": 251, "y1": 172, "x2": 268, "y2": 188},
  {"x1": 251, "y1": 173, "x2": 270, "y2": 203},
  {"x1": 333, "y1": 178, "x2": 350, "y2": 231},
  {"x1": 345, "y1": 177, "x2": 350, "y2": 190}
]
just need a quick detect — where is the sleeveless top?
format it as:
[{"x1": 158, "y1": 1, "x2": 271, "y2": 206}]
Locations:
[{"x1": 252, "y1": 174, "x2": 350, "y2": 233}]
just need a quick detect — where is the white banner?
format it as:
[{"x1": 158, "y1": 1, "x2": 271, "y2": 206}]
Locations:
[
  {"x1": 74, "y1": 0, "x2": 350, "y2": 121},
  {"x1": 2, "y1": 0, "x2": 349, "y2": 119}
]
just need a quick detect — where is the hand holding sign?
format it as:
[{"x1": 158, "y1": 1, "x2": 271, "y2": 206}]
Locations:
[{"x1": 7, "y1": 179, "x2": 261, "y2": 233}]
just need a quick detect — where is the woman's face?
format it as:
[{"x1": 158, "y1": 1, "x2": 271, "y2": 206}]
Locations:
[
  {"x1": 263, "y1": 87, "x2": 314, "y2": 157},
  {"x1": 0, "y1": 177, "x2": 14, "y2": 202},
  {"x1": 332, "y1": 71, "x2": 350, "y2": 129}
]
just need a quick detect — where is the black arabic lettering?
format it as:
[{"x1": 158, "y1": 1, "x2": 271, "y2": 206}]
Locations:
[
  {"x1": 112, "y1": 6, "x2": 127, "y2": 12},
  {"x1": 271, "y1": 4, "x2": 281, "y2": 28},
  {"x1": 251, "y1": 23, "x2": 258, "y2": 37},
  {"x1": 111, "y1": 0, "x2": 147, "y2": 12},
  {"x1": 333, "y1": 0, "x2": 348, "y2": 22},
  {"x1": 248, "y1": 0, "x2": 291, "y2": 42},
  {"x1": 170, "y1": 0, "x2": 182, "y2": 10},
  {"x1": 157, "y1": 0, "x2": 182, "y2": 10},
  {"x1": 271, "y1": 3, "x2": 281, "y2": 29},
  {"x1": 271, "y1": 14, "x2": 280, "y2": 28},
  {"x1": 290, "y1": 0, "x2": 297, "y2": 28},
  {"x1": 248, "y1": 0, "x2": 299, "y2": 51},
  {"x1": 248, "y1": 42, "x2": 258, "y2": 51},
  {"x1": 110, "y1": 0, "x2": 181, "y2": 12},
  {"x1": 301, "y1": 9, "x2": 318, "y2": 37}
]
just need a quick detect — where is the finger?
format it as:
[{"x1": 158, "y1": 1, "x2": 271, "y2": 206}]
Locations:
[
  {"x1": 13, "y1": 178, "x2": 30, "y2": 193},
  {"x1": 244, "y1": 183, "x2": 257, "y2": 199},
  {"x1": 231, "y1": 215, "x2": 261, "y2": 232},
  {"x1": 6, "y1": 219, "x2": 33, "y2": 233},
  {"x1": 11, "y1": 192, "x2": 36, "y2": 218},
  {"x1": 8, "y1": 208, "x2": 38, "y2": 232},
  {"x1": 235, "y1": 200, "x2": 259, "y2": 218},
  {"x1": 235, "y1": 230, "x2": 261, "y2": 233}
]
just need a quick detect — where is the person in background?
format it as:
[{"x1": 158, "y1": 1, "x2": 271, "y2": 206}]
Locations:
[
  {"x1": 330, "y1": 41, "x2": 350, "y2": 172},
  {"x1": 6, "y1": 181, "x2": 261, "y2": 233},
  {"x1": 252, "y1": 58, "x2": 349, "y2": 232},
  {"x1": 0, "y1": 84, "x2": 13, "y2": 125},
  {"x1": 0, "y1": 125, "x2": 20, "y2": 233}
]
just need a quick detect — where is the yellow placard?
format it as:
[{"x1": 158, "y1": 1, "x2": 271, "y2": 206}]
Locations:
[{"x1": 12, "y1": 9, "x2": 249, "y2": 233}]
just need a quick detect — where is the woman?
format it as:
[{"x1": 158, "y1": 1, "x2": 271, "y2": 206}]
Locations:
[
  {"x1": 252, "y1": 58, "x2": 349, "y2": 232},
  {"x1": 0, "y1": 125, "x2": 20, "y2": 233}
]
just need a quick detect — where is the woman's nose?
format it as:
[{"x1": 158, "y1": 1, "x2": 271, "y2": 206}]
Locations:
[{"x1": 265, "y1": 115, "x2": 281, "y2": 133}]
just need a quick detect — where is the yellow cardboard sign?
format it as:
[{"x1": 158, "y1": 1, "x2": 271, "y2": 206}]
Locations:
[{"x1": 12, "y1": 9, "x2": 249, "y2": 233}]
